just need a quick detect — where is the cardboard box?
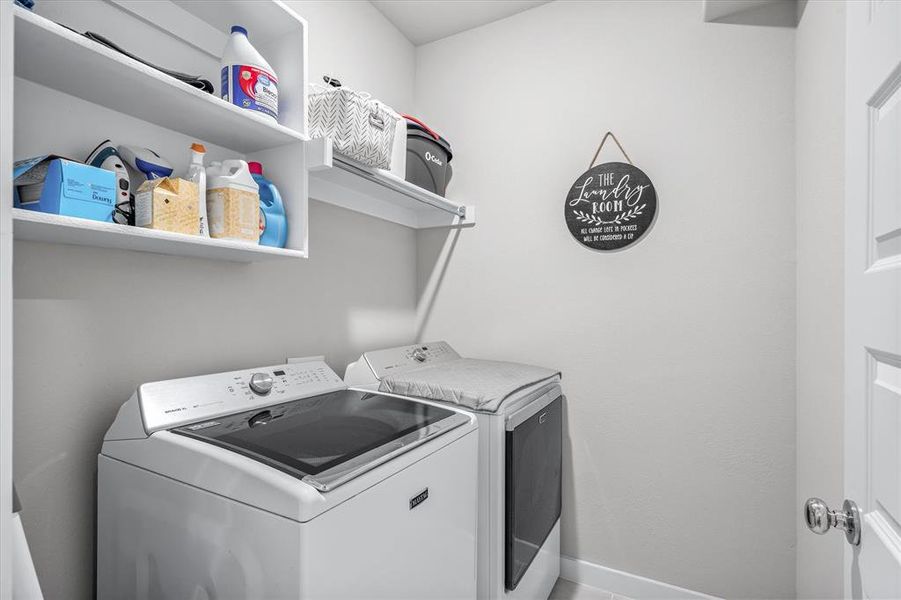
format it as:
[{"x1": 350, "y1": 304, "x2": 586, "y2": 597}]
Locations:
[
  {"x1": 13, "y1": 156, "x2": 116, "y2": 222},
  {"x1": 134, "y1": 178, "x2": 199, "y2": 235}
]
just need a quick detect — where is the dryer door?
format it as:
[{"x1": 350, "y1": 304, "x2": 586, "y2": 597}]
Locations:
[{"x1": 505, "y1": 393, "x2": 562, "y2": 590}]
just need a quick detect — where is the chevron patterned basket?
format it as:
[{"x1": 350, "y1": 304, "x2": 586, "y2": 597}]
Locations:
[{"x1": 308, "y1": 85, "x2": 399, "y2": 169}]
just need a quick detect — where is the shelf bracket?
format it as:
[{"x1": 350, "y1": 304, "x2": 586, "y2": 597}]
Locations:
[{"x1": 305, "y1": 137, "x2": 333, "y2": 172}]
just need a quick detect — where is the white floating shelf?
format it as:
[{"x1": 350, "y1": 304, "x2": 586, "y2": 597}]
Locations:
[
  {"x1": 13, "y1": 209, "x2": 306, "y2": 263},
  {"x1": 13, "y1": 6, "x2": 306, "y2": 154},
  {"x1": 308, "y1": 147, "x2": 475, "y2": 230}
]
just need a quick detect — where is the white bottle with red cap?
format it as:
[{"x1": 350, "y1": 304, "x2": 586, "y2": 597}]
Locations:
[{"x1": 221, "y1": 25, "x2": 279, "y2": 122}]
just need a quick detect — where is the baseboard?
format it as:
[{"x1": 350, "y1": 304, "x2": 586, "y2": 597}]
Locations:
[{"x1": 559, "y1": 555, "x2": 721, "y2": 600}]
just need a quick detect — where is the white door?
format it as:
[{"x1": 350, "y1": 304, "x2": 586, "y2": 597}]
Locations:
[{"x1": 843, "y1": 0, "x2": 901, "y2": 597}]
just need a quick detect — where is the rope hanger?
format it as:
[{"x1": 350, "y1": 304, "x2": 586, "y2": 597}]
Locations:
[{"x1": 588, "y1": 131, "x2": 633, "y2": 168}]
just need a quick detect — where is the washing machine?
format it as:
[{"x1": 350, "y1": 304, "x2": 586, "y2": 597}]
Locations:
[
  {"x1": 97, "y1": 359, "x2": 479, "y2": 600},
  {"x1": 345, "y1": 342, "x2": 562, "y2": 600}
]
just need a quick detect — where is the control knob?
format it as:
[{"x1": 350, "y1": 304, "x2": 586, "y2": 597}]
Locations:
[{"x1": 249, "y1": 372, "x2": 274, "y2": 395}]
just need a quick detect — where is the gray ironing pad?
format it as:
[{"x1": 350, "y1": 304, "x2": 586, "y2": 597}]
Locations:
[{"x1": 378, "y1": 358, "x2": 561, "y2": 413}]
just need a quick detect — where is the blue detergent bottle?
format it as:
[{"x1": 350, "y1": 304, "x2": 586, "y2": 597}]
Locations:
[{"x1": 249, "y1": 162, "x2": 287, "y2": 247}]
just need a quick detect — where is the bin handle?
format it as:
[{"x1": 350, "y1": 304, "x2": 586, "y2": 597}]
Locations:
[{"x1": 402, "y1": 114, "x2": 441, "y2": 141}]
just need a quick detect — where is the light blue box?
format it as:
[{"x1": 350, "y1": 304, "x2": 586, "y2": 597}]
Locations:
[{"x1": 13, "y1": 156, "x2": 116, "y2": 222}]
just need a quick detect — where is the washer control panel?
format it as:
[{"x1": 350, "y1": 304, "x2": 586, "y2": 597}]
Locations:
[
  {"x1": 361, "y1": 341, "x2": 460, "y2": 380},
  {"x1": 138, "y1": 360, "x2": 345, "y2": 435}
]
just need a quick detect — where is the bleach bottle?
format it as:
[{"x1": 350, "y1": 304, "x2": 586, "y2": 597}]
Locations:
[
  {"x1": 221, "y1": 25, "x2": 279, "y2": 122},
  {"x1": 249, "y1": 161, "x2": 287, "y2": 247}
]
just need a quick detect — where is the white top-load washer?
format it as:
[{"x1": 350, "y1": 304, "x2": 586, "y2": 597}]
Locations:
[
  {"x1": 98, "y1": 359, "x2": 479, "y2": 600},
  {"x1": 345, "y1": 342, "x2": 562, "y2": 600}
]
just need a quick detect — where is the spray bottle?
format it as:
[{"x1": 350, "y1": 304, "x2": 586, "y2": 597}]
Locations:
[{"x1": 187, "y1": 143, "x2": 209, "y2": 237}]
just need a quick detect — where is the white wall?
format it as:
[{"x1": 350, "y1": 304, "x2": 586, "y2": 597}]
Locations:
[
  {"x1": 414, "y1": 2, "x2": 797, "y2": 598},
  {"x1": 292, "y1": 0, "x2": 415, "y2": 111},
  {"x1": 12, "y1": 2, "x2": 416, "y2": 599},
  {"x1": 795, "y1": 1, "x2": 845, "y2": 598}
]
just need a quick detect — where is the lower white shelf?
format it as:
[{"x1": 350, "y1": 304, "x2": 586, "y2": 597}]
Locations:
[
  {"x1": 12, "y1": 209, "x2": 307, "y2": 262},
  {"x1": 307, "y1": 143, "x2": 475, "y2": 229}
]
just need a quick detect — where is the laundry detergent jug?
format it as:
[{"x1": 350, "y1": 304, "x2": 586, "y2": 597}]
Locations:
[
  {"x1": 221, "y1": 25, "x2": 279, "y2": 122},
  {"x1": 249, "y1": 162, "x2": 287, "y2": 248},
  {"x1": 206, "y1": 160, "x2": 260, "y2": 243}
]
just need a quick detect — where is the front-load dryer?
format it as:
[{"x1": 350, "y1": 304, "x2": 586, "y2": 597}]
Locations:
[
  {"x1": 345, "y1": 342, "x2": 562, "y2": 600},
  {"x1": 97, "y1": 359, "x2": 478, "y2": 600}
]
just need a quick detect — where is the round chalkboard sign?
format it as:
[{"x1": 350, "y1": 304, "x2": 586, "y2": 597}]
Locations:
[{"x1": 564, "y1": 161, "x2": 657, "y2": 252}]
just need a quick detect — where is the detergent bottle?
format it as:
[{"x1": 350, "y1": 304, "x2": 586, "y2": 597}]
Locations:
[
  {"x1": 249, "y1": 162, "x2": 287, "y2": 248},
  {"x1": 206, "y1": 160, "x2": 260, "y2": 243},
  {"x1": 186, "y1": 143, "x2": 209, "y2": 236},
  {"x1": 221, "y1": 25, "x2": 279, "y2": 122}
]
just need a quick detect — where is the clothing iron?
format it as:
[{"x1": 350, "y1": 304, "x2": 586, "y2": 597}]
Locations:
[
  {"x1": 118, "y1": 145, "x2": 173, "y2": 180},
  {"x1": 86, "y1": 140, "x2": 131, "y2": 225}
]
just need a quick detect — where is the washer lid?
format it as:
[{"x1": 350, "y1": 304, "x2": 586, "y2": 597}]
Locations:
[{"x1": 172, "y1": 389, "x2": 468, "y2": 491}]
